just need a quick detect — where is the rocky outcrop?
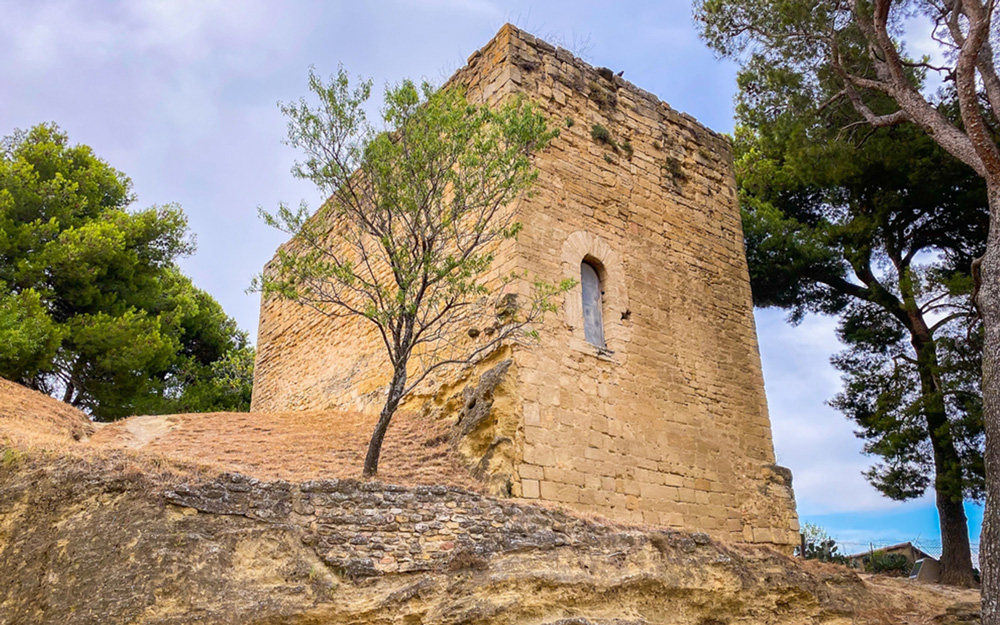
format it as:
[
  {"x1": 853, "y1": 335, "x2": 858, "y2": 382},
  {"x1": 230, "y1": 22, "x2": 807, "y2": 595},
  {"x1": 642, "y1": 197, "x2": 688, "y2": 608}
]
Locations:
[
  {"x1": 449, "y1": 358, "x2": 519, "y2": 497},
  {"x1": 0, "y1": 451, "x2": 980, "y2": 625}
]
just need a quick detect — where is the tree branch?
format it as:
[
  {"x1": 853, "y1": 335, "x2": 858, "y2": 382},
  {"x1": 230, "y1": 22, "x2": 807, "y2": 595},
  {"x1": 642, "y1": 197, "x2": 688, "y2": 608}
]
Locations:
[
  {"x1": 843, "y1": 0, "x2": 987, "y2": 176},
  {"x1": 931, "y1": 311, "x2": 976, "y2": 333}
]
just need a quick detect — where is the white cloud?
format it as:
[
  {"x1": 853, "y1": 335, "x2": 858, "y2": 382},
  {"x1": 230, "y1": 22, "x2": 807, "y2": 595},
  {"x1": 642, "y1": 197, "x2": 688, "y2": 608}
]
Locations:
[
  {"x1": 397, "y1": 0, "x2": 501, "y2": 16},
  {"x1": 757, "y1": 310, "x2": 933, "y2": 515},
  {"x1": 0, "y1": 0, "x2": 276, "y2": 73},
  {"x1": 0, "y1": 1, "x2": 115, "y2": 71},
  {"x1": 122, "y1": 0, "x2": 271, "y2": 63}
]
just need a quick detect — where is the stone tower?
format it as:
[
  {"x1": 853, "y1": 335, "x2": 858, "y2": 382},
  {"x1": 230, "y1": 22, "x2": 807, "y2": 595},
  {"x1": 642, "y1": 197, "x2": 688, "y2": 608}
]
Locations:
[{"x1": 252, "y1": 25, "x2": 800, "y2": 549}]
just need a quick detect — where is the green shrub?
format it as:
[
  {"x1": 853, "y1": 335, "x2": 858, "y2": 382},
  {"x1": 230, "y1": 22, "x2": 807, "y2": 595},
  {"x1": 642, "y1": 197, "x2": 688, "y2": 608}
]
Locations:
[
  {"x1": 866, "y1": 552, "x2": 911, "y2": 575},
  {"x1": 591, "y1": 124, "x2": 612, "y2": 144},
  {"x1": 1, "y1": 447, "x2": 24, "y2": 468}
]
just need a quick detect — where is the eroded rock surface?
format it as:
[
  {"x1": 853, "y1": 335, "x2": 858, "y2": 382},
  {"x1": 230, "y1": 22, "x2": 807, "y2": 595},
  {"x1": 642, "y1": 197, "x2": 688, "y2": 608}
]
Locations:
[{"x1": 0, "y1": 453, "x2": 980, "y2": 625}]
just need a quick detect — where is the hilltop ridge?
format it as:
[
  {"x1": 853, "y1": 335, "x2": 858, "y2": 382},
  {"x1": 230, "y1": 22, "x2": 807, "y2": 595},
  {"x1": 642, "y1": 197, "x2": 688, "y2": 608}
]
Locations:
[{"x1": 0, "y1": 378, "x2": 983, "y2": 624}]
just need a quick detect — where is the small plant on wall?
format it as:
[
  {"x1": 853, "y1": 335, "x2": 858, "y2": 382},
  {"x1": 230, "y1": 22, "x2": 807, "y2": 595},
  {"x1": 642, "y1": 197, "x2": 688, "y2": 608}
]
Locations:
[
  {"x1": 591, "y1": 123, "x2": 614, "y2": 147},
  {"x1": 662, "y1": 155, "x2": 687, "y2": 186}
]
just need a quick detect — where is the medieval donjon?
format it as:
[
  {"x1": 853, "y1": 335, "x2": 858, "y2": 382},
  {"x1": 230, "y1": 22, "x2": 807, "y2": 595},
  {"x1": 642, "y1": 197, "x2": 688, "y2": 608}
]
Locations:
[{"x1": 252, "y1": 25, "x2": 800, "y2": 548}]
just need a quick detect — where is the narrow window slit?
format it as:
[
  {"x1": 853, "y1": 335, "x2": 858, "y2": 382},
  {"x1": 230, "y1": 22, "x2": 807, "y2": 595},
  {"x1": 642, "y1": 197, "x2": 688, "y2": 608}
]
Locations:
[{"x1": 581, "y1": 260, "x2": 606, "y2": 348}]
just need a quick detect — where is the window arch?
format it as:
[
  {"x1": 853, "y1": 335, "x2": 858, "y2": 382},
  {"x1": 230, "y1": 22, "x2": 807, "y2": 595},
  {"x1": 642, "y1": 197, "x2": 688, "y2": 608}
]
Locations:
[
  {"x1": 581, "y1": 259, "x2": 605, "y2": 348},
  {"x1": 561, "y1": 231, "x2": 630, "y2": 359}
]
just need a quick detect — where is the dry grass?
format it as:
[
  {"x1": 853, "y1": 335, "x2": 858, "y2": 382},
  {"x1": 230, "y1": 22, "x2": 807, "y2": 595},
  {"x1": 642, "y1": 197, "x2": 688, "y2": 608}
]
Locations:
[
  {"x1": 858, "y1": 574, "x2": 982, "y2": 624},
  {"x1": 0, "y1": 378, "x2": 95, "y2": 449},
  {"x1": 89, "y1": 406, "x2": 480, "y2": 489},
  {"x1": 0, "y1": 377, "x2": 480, "y2": 490}
]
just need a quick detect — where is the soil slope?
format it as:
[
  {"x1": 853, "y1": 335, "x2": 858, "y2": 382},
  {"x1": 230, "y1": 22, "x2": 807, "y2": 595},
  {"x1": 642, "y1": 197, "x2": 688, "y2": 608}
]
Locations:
[
  {"x1": 0, "y1": 377, "x2": 476, "y2": 489},
  {"x1": 0, "y1": 379, "x2": 983, "y2": 625}
]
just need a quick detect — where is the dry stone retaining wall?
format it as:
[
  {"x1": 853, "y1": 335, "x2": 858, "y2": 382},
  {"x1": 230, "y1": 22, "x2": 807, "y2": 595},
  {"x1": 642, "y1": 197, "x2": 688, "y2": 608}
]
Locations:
[
  {"x1": 165, "y1": 472, "x2": 667, "y2": 579},
  {"x1": 0, "y1": 455, "x2": 977, "y2": 625}
]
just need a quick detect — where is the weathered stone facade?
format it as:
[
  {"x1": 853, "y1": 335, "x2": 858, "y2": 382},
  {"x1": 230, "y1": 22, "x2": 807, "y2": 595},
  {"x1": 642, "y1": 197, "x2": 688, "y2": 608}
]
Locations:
[{"x1": 252, "y1": 25, "x2": 799, "y2": 548}]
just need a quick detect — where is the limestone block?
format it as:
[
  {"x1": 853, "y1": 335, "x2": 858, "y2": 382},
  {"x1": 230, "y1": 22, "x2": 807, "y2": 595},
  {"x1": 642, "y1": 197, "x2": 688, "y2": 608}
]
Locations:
[{"x1": 522, "y1": 479, "x2": 540, "y2": 499}]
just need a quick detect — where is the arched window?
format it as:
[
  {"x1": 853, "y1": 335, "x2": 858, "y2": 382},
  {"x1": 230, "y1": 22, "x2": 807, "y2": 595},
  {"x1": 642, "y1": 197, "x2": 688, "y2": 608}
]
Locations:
[
  {"x1": 581, "y1": 260, "x2": 605, "y2": 348},
  {"x1": 562, "y1": 231, "x2": 629, "y2": 357}
]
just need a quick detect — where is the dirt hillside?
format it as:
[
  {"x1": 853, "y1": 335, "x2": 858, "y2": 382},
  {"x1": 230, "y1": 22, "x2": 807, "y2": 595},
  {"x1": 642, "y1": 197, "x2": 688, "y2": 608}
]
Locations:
[
  {"x1": 0, "y1": 377, "x2": 95, "y2": 448},
  {"x1": 0, "y1": 377, "x2": 477, "y2": 488},
  {"x1": 0, "y1": 379, "x2": 983, "y2": 624}
]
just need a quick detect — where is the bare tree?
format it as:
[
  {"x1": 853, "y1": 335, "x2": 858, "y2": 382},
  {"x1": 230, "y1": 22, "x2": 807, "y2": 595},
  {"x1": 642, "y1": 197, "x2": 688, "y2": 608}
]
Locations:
[{"x1": 254, "y1": 68, "x2": 565, "y2": 477}]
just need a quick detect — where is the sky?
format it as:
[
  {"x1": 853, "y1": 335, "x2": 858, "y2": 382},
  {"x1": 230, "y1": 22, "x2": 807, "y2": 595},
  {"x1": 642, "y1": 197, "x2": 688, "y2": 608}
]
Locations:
[{"x1": 0, "y1": 0, "x2": 981, "y2": 558}]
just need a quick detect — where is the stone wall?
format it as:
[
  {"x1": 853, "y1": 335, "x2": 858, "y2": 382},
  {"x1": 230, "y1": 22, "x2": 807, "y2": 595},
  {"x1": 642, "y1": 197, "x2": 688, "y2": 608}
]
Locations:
[
  {"x1": 165, "y1": 472, "x2": 632, "y2": 579},
  {"x1": 491, "y1": 27, "x2": 799, "y2": 547},
  {"x1": 250, "y1": 24, "x2": 799, "y2": 549}
]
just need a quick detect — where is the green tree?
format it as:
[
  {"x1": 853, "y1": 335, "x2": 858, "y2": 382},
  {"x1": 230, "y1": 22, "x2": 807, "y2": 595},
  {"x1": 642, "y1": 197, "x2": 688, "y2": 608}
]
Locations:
[
  {"x1": 255, "y1": 68, "x2": 565, "y2": 477},
  {"x1": 0, "y1": 123, "x2": 252, "y2": 419},
  {"x1": 735, "y1": 96, "x2": 986, "y2": 585},
  {"x1": 696, "y1": 0, "x2": 1000, "y2": 592}
]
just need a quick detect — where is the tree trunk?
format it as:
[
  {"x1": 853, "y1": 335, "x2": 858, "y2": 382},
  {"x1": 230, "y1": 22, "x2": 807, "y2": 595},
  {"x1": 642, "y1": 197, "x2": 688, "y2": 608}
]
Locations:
[
  {"x1": 937, "y1": 493, "x2": 975, "y2": 586},
  {"x1": 979, "y1": 184, "x2": 1000, "y2": 624},
  {"x1": 362, "y1": 366, "x2": 407, "y2": 478},
  {"x1": 62, "y1": 380, "x2": 75, "y2": 405},
  {"x1": 912, "y1": 334, "x2": 976, "y2": 586}
]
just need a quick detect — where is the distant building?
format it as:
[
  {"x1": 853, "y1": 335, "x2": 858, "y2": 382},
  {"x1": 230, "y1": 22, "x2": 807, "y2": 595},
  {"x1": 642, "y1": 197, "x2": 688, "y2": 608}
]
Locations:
[
  {"x1": 847, "y1": 541, "x2": 942, "y2": 581},
  {"x1": 847, "y1": 541, "x2": 935, "y2": 569}
]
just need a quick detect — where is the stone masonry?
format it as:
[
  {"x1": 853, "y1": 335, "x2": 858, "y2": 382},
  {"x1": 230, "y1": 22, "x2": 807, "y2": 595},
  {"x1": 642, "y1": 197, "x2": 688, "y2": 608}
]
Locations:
[
  {"x1": 251, "y1": 25, "x2": 800, "y2": 549},
  {"x1": 165, "y1": 472, "x2": 641, "y2": 579}
]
